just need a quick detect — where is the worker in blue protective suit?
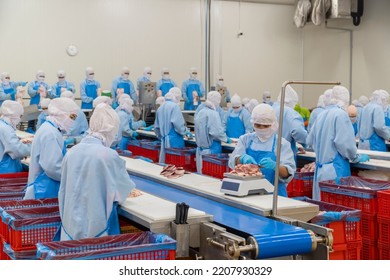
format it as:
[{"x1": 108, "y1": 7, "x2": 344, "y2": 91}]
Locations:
[
  {"x1": 0, "y1": 72, "x2": 27, "y2": 106},
  {"x1": 181, "y1": 67, "x2": 205, "y2": 110},
  {"x1": 51, "y1": 70, "x2": 76, "y2": 98},
  {"x1": 0, "y1": 101, "x2": 31, "y2": 173},
  {"x1": 245, "y1": 99, "x2": 259, "y2": 114},
  {"x1": 58, "y1": 103, "x2": 142, "y2": 241},
  {"x1": 308, "y1": 92, "x2": 329, "y2": 133},
  {"x1": 273, "y1": 85, "x2": 308, "y2": 157},
  {"x1": 60, "y1": 91, "x2": 89, "y2": 137},
  {"x1": 112, "y1": 67, "x2": 137, "y2": 108},
  {"x1": 347, "y1": 105, "x2": 358, "y2": 137},
  {"x1": 80, "y1": 67, "x2": 101, "y2": 109},
  {"x1": 36, "y1": 98, "x2": 51, "y2": 130},
  {"x1": 263, "y1": 91, "x2": 274, "y2": 106},
  {"x1": 154, "y1": 90, "x2": 191, "y2": 163},
  {"x1": 228, "y1": 104, "x2": 296, "y2": 197},
  {"x1": 195, "y1": 91, "x2": 232, "y2": 173},
  {"x1": 307, "y1": 85, "x2": 370, "y2": 201},
  {"x1": 214, "y1": 75, "x2": 231, "y2": 105},
  {"x1": 24, "y1": 98, "x2": 79, "y2": 200},
  {"x1": 114, "y1": 98, "x2": 141, "y2": 150},
  {"x1": 358, "y1": 89, "x2": 390, "y2": 151},
  {"x1": 195, "y1": 91, "x2": 226, "y2": 122},
  {"x1": 156, "y1": 68, "x2": 177, "y2": 97},
  {"x1": 223, "y1": 94, "x2": 253, "y2": 139}
]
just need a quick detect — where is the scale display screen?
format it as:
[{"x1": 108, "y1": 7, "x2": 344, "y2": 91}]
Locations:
[{"x1": 221, "y1": 181, "x2": 240, "y2": 192}]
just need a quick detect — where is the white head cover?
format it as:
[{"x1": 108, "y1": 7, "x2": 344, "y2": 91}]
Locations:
[
  {"x1": 119, "y1": 98, "x2": 134, "y2": 114},
  {"x1": 1, "y1": 72, "x2": 10, "y2": 83},
  {"x1": 278, "y1": 85, "x2": 299, "y2": 108},
  {"x1": 231, "y1": 94, "x2": 242, "y2": 107},
  {"x1": 371, "y1": 89, "x2": 389, "y2": 110},
  {"x1": 40, "y1": 98, "x2": 51, "y2": 109},
  {"x1": 189, "y1": 67, "x2": 197, "y2": 79},
  {"x1": 317, "y1": 95, "x2": 325, "y2": 108},
  {"x1": 164, "y1": 92, "x2": 176, "y2": 102},
  {"x1": 1, "y1": 100, "x2": 24, "y2": 129},
  {"x1": 118, "y1": 93, "x2": 131, "y2": 106},
  {"x1": 85, "y1": 67, "x2": 94, "y2": 80},
  {"x1": 207, "y1": 91, "x2": 222, "y2": 108},
  {"x1": 241, "y1": 97, "x2": 250, "y2": 106},
  {"x1": 323, "y1": 89, "x2": 333, "y2": 106},
  {"x1": 263, "y1": 91, "x2": 272, "y2": 103},
  {"x1": 36, "y1": 70, "x2": 45, "y2": 82},
  {"x1": 60, "y1": 90, "x2": 75, "y2": 101},
  {"x1": 216, "y1": 75, "x2": 224, "y2": 86},
  {"x1": 359, "y1": 95, "x2": 369, "y2": 106},
  {"x1": 93, "y1": 96, "x2": 113, "y2": 108},
  {"x1": 47, "y1": 98, "x2": 79, "y2": 133},
  {"x1": 352, "y1": 99, "x2": 362, "y2": 107},
  {"x1": 144, "y1": 67, "x2": 152, "y2": 78},
  {"x1": 88, "y1": 103, "x2": 120, "y2": 148},
  {"x1": 167, "y1": 87, "x2": 182, "y2": 104},
  {"x1": 251, "y1": 104, "x2": 279, "y2": 141},
  {"x1": 246, "y1": 99, "x2": 259, "y2": 113},
  {"x1": 330, "y1": 85, "x2": 350, "y2": 109},
  {"x1": 161, "y1": 67, "x2": 169, "y2": 77},
  {"x1": 155, "y1": 96, "x2": 165, "y2": 106},
  {"x1": 57, "y1": 70, "x2": 66, "y2": 78}
]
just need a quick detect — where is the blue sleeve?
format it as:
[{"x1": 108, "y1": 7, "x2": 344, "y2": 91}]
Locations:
[
  {"x1": 111, "y1": 157, "x2": 136, "y2": 204},
  {"x1": 172, "y1": 80, "x2": 177, "y2": 87},
  {"x1": 51, "y1": 83, "x2": 58, "y2": 98},
  {"x1": 156, "y1": 80, "x2": 162, "y2": 91},
  {"x1": 120, "y1": 113, "x2": 136, "y2": 137},
  {"x1": 209, "y1": 111, "x2": 228, "y2": 143},
  {"x1": 199, "y1": 81, "x2": 205, "y2": 98},
  {"x1": 80, "y1": 81, "x2": 93, "y2": 103},
  {"x1": 28, "y1": 82, "x2": 38, "y2": 98},
  {"x1": 136, "y1": 78, "x2": 141, "y2": 91},
  {"x1": 290, "y1": 111, "x2": 308, "y2": 144},
  {"x1": 68, "y1": 82, "x2": 76, "y2": 93},
  {"x1": 181, "y1": 81, "x2": 188, "y2": 101},
  {"x1": 36, "y1": 112, "x2": 46, "y2": 129},
  {"x1": 38, "y1": 132, "x2": 64, "y2": 181},
  {"x1": 44, "y1": 83, "x2": 55, "y2": 99},
  {"x1": 242, "y1": 110, "x2": 254, "y2": 133},
  {"x1": 129, "y1": 81, "x2": 137, "y2": 104},
  {"x1": 373, "y1": 107, "x2": 390, "y2": 140},
  {"x1": 2, "y1": 128, "x2": 31, "y2": 159},
  {"x1": 0, "y1": 86, "x2": 10, "y2": 101},
  {"x1": 334, "y1": 113, "x2": 359, "y2": 162},
  {"x1": 279, "y1": 139, "x2": 296, "y2": 183},
  {"x1": 111, "y1": 79, "x2": 118, "y2": 102},
  {"x1": 228, "y1": 135, "x2": 249, "y2": 169},
  {"x1": 226, "y1": 89, "x2": 231, "y2": 102},
  {"x1": 172, "y1": 106, "x2": 186, "y2": 135}
]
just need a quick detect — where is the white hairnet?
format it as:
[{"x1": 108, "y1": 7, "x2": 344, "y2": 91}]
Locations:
[
  {"x1": 317, "y1": 95, "x2": 325, "y2": 107},
  {"x1": 330, "y1": 86, "x2": 350, "y2": 108},
  {"x1": 251, "y1": 104, "x2": 277, "y2": 126},
  {"x1": 242, "y1": 97, "x2": 250, "y2": 106},
  {"x1": 278, "y1": 85, "x2": 299, "y2": 108},
  {"x1": 371, "y1": 89, "x2": 389, "y2": 109},
  {"x1": 263, "y1": 91, "x2": 271, "y2": 102},
  {"x1": 47, "y1": 98, "x2": 79, "y2": 132},
  {"x1": 246, "y1": 99, "x2": 259, "y2": 113},
  {"x1": 1, "y1": 72, "x2": 10, "y2": 82},
  {"x1": 1, "y1": 100, "x2": 23, "y2": 117},
  {"x1": 118, "y1": 93, "x2": 131, "y2": 106},
  {"x1": 60, "y1": 90, "x2": 75, "y2": 100},
  {"x1": 144, "y1": 67, "x2": 152, "y2": 75},
  {"x1": 164, "y1": 92, "x2": 176, "y2": 102},
  {"x1": 121, "y1": 66, "x2": 130, "y2": 75},
  {"x1": 161, "y1": 67, "x2": 169, "y2": 75},
  {"x1": 36, "y1": 70, "x2": 45, "y2": 80},
  {"x1": 231, "y1": 94, "x2": 242, "y2": 107},
  {"x1": 216, "y1": 75, "x2": 223, "y2": 81},
  {"x1": 57, "y1": 70, "x2": 66, "y2": 78},
  {"x1": 40, "y1": 98, "x2": 51, "y2": 109},
  {"x1": 119, "y1": 98, "x2": 133, "y2": 114},
  {"x1": 167, "y1": 87, "x2": 181, "y2": 104},
  {"x1": 352, "y1": 99, "x2": 362, "y2": 107},
  {"x1": 88, "y1": 103, "x2": 120, "y2": 148},
  {"x1": 85, "y1": 67, "x2": 94, "y2": 76},
  {"x1": 322, "y1": 89, "x2": 333, "y2": 106},
  {"x1": 189, "y1": 67, "x2": 197, "y2": 74},
  {"x1": 207, "y1": 91, "x2": 221, "y2": 107},
  {"x1": 359, "y1": 95, "x2": 369, "y2": 106},
  {"x1": 156, "y1": 96, "x2": 165, "y2": 106},
  {"x1": 93, "y1": 96, "x2": 112, "y2": 108}
]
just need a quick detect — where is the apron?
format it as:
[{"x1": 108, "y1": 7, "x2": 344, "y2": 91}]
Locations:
[
  {"x1": 160, "y1": 82, "x2": 174, "y2": 96},
  {"x1": 196, "y1": 140, "x2": 222, "y2": 174},
  {"x1": 55, "y1": 81, "x2": 69, "y2": 97},
  {"x1": 30, "y1": 82, "x2": 42, "y2": 105},
  {"x1": 360, "y1": 131, "x2": 386, "y2": 152},
  {"x1": 31, "y1": 121, "x2": 66, "y2": 199},
  {"x1": 226, "y1": 110, "x2": 245, "y2": 138},
  {"x1": 245, "y1": 136, "x2": 287, "y2": 197},
  {"x1": 4, "y1": 87, "x2": 16, "y2": 101},
  {"x1": 159, "y1": 127, "x2": 185, "y2": 163},
  {"x1": 184, "y1": 83, "x2": 201, "y2": 110},
  {"x1": 0, "y1": 120, "x2": 23, "y2": 173},
  {"x1": 117, "y1": 81, "x2": 131, "y2": 95},
  {"x1": 54, "y1": 202, "x2": 120, "y2": 241},
  {"x1": 81, "y1": 81, "x2": 97, "y2": 109},
  {"x1": 352, "y1": 122, "x2": 358, "y2": 136}
]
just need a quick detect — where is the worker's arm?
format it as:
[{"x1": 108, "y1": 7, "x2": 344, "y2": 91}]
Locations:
[
  {"x1": 80, "y1": 81, "x2": 93, "y2": 103},
  {"x1": 372, "y1": 106, "x2": 390, "y2": 140}
]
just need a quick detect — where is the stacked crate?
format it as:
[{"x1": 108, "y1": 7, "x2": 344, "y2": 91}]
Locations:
[
  {"x1": 165, "y1": 147, "x2": 197, "y2": 172},
  {"x1": 320, "y1": 176, "x2": 390, "y2": 259},
  {"x1": 127, "y1": 140, "x2": 160, "y2": 162},
  {"x1": 202, "y1": 153, "x2": 231, "y2": 179},
  {"x1": 377, "y1": 190, "x2": 390, "y2": 259},
  {"x1": 287, "y1": 169, "x2": 314, "y2": 198}
]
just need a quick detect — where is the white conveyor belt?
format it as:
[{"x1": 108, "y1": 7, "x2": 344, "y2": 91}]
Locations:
[{"x1": 122, "y1": 157, "x2": 319, "y2": 222}]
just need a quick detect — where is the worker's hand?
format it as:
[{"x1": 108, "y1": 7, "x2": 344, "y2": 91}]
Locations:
[
  {"x1": 185, "y1": 131, "x2": 194, "y2": 138},
  {"x1": 144, "y1": 125, "x2": 154, "y2": 131},
  {"x1": 240, "y1": 154, "x2": 257, "y2": 165},
  {"x1": 259, "y1": 158, "x2": 276, "y2": 170},
  {"x1": 64, "y1": 137, "x2": 75, "y2": 147},
  {"x1": 226, "y1": 138, "x2": 233, "y2": 144},
  {"x1": 140, "y1": 121, "x2": 147, "y2": 127},
  {"x1": 97, "y1": 88, "x2": 102, "y2": 96},
  {"x1": 61, "y1": 87, "x2": 66, "y2": 93},
  {"x1": 157, "y1": 90, "x2": 162, "y2": 97},
  {"x1": 21, "y1": 82, "x2": 28, "y2": 87},
  {"x1": 358, "y1": 154, "x2": 370, "y2": 163},
  {"x1": 132, "y1": 132, "x2": 138, "y2": 138},
  {"x1": 21, "y1": 137, "x2": 33, "y2": 144},
  {"x1": 129, "y1": 188, "x2": 143, "y2": 198}
]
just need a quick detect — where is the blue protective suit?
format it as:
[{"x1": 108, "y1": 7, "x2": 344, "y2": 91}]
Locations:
[
  {"x1": 80, "y1": 79, "x2": 101, "y2": 109},
  {"x1": 195, "y1": 103, "x2": 226, "y2": 122},
  {"x1": 51, "y1": 80, "x2": 76, "y2": 98},
  {"x1": 0, "y1": 119, "x2": 31, "y2": 173},
  {"x1": 0, "y1": 81, "x2": 24, "y2": 106},
  {"x1": 358, "y1": 102, "x2": 390, "y2": 151},
  {"x1": 156, "y1": 79, "x2": 177, "y2": 96},
  {"x1": 273, "y1": 102, "x2": 308, "y2": 157},
  {"x1": 36, "y1": 111, "x2": 48, "y2": 130},
  {"x1": 228, "y1": 133, "x2": 295, "y2": 197},
  {"x1": 24, "y1": 121, "x2": 65, "y2": 199},
  {"x1": 112, "y1": 77, "x2": 137, "y2": 106},
  {"x1": 115, "y1": 110, "x2": 138, "y2": 151},
  {"x1": 195, "y1": 105, "x2": 228, "y2": 173},
  {"x1": 154, "y1": 100, "x2": 186, "y2": 163},
  {"x1": 307, "y1": 105, "x2": 360, "y2": 201},
  {"x1": 307, "y1": 106, "x2": 325, "y2": 133},
  {"x1": 385, "y1": 107, "x2": 390, "y2": 127},
  {"x1": 28, "y1": 81, "x2": 51, "y2": 105},
  {"x1": 223, "y1": 107, "x2": 253, "y2": 138},
  {"x1": 58, "y1": 136, "x2": 135, "y2": 240},
  {"x1": 64, "y1": 109, "x2": 88, "y2": 137},
  {"x1": 181, "y1": 79, "x2": 205, "y2": 110}
]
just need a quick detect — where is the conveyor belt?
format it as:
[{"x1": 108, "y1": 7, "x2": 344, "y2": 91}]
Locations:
[{"x1": 130, "y1": 175, "x2": 313, "y2": 259}]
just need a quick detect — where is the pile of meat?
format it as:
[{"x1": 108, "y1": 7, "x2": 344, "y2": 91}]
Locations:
[
  {"x1": 229, "y1": 164, "x2": 262, "y2": 177},
  {"x1": 300, "y1": 162, "x2": 316, "y2": 172},
  {"x1": 160, "y1": 164, "x2": 187, "y2": 179}
]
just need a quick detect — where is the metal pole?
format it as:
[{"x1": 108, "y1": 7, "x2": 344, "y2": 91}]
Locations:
[
  {"x1": 205, "y1": 0, "x2": 211, "y2": 93},
  {"x1": 272, "y1": 80, "x2": 341, "y2": 217}
]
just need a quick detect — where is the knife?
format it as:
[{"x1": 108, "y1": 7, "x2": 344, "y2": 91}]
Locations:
[{"x1": 175, "y1": 203, "x2": 180, "y2": 224}]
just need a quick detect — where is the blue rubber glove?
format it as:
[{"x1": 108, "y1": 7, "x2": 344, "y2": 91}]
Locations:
[
  {"x1": 144, "y1": 125, "x2": 154, "y2": 131},
  {"x1": 259, "y1": 158, "x2": 276, "y2": 170},
  {"x1": 240, "y1": 154, "x2": 257, "y2": 164},
  {"x1": 358, "y1": 154, "x2": 370, "y2": 163},
  {"x1": 132, "y1": 132, "x2": 138, "y2": 138},
  {"x1": 64, "y1": 137, "x2": 75, "y2": 146},
  {"x1": 226, "y1": 138, "x2": 232, "y2": 144},
  {"x1": 140, "y1": 121, "x2": 147, "y2": 127},
  {"x1": 21, "y1": 82, "x2": 28, "y2": 87},
  {"x1": 185, "y1": 131, "x2": 194, "y2": 138}
]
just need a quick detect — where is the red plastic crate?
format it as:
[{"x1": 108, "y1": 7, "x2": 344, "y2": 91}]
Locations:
[
  {"x1": 378, "y1": 215, "x2": 390, "y2": 243},
  {"x1": 0, "y1": 238, "x2": 10, "y2": 260},
  {"x1": 0, "y1": 192, "x2": 25, "y2": 202},
  {"x1": 5, "y1": 206, "x2": 61, "y2": 251},
  {"x1": 361, "y1": 213, "x2": 378, "y2": 239},
  {"x1": 378, "y1": 241, "x2": 390, "y2": 260},
  {"x1": 378, "y1": 189, "x2": 390, "y2": 218},
  {"x1": 139, "y1": 141, "x2": 160, "y2": 162},
  {"x1": 287, "y1": 169, "x2": 313, "y2": 198},
  {"x1": 329, "y1": 240, "x2": 362, "y2": 260},
  {"x1": 202, "y1": 153, "x2": 230, "y2": 179},
  {"x1": 0, "y1": 172, "x2": 28, "y2": 180},
  {"x1": 165, "y1": 147, "x2": 197, "y2": 172},
  {"x1": 361, "y1": 238, "x2": 378, "y2": 260}
]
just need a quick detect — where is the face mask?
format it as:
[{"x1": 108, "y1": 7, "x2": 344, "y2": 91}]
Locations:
[
  {"x1": 190, "y1": 73, "x2": 197, "y2": 79},
  {"x1": 350, "y1": 117, "x2": 357, "y2": 124},
  {"x1": 121, "y1": 73, "x2": 129, "y2": 80},
  {"x1": 162, "y1": 74, "x2": 170, "y2": 80},
  {"x1": 38, "y1": 76, "x2": 45, "y2": 82},
  {"x1": 58, "y1": 77, "x2": 65, "y2": 83},
  {"x1": 233, "y1": 107, "x2": 241, "y2": 114},
  {"x1": 217, "y1": 80, "x2": 224, "y2": 87},
  {"x1": 87, "y1": 74, "x2": 94, "y2": 80},
  {"x1": 59, "y1": 118, "x2": 75, "y2": 133},
  {"x1": 255, "y1": 127, "x2": 274, "y2": 142},
  {"x1": 145, "y1": 73, "x2": 152, "y2": 79}
]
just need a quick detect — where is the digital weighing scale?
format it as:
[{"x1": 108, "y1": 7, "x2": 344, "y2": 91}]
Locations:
[{"x1": 220, "y1": 173, "x2": 274, "y2": 197}]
